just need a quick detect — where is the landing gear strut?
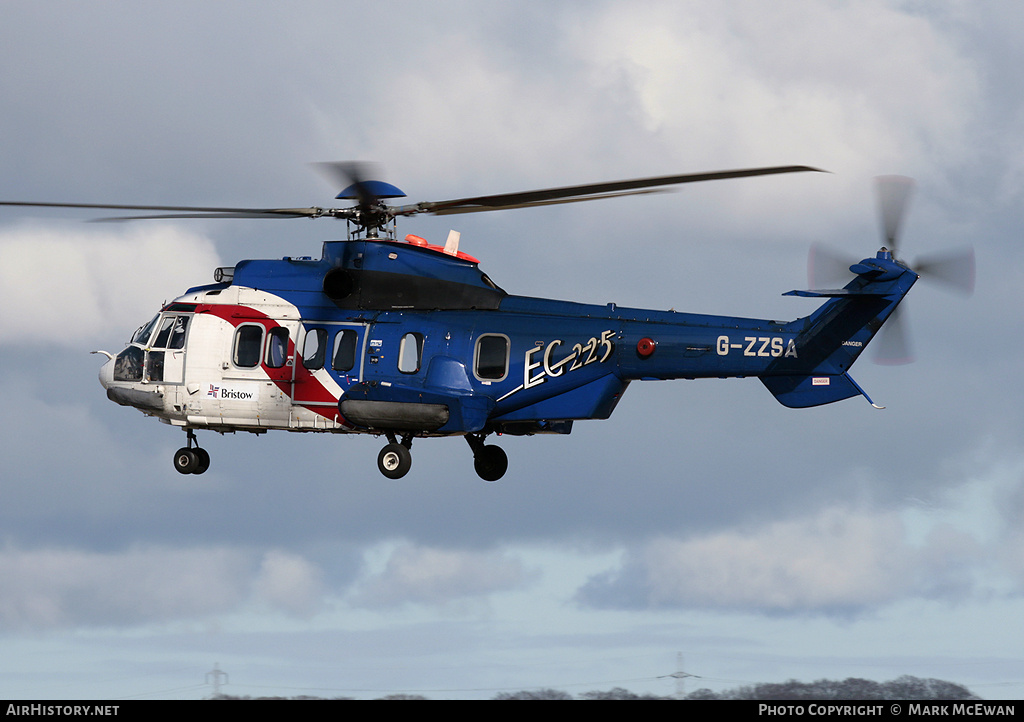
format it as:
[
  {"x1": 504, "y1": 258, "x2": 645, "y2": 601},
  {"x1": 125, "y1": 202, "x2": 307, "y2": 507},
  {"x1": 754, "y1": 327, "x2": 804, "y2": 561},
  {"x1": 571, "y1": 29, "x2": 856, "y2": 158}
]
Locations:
[
  {"x1": 466, "y1": 434, "x2": 508, "y2": 482},
  {"x1": 173, "y1": 429, "x2": 210, "y2": 475},
  {"x1": 377, "y1": 433, "x2": 413, "y2": 479}
]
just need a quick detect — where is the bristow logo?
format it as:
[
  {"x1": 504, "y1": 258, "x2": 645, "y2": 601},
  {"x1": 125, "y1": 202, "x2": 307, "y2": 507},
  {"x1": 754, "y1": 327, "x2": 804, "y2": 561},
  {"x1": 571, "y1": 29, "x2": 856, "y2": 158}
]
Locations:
[{"x1": 208, "y1": 384, "x2": 255, "y2": 400}]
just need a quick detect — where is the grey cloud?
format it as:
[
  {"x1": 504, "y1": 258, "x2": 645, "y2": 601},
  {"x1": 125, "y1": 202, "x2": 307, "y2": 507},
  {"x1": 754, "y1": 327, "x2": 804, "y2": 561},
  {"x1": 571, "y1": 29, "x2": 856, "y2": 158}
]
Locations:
[
  {"x1": 350, "y1": 543, "x2": 537, "y2": 608},
  {"x1": 0, "y1": 546, "x2": 250, "y2": 630},
  {"x1": 0, "y1": 545, "x2": 336, "y2": 630}
]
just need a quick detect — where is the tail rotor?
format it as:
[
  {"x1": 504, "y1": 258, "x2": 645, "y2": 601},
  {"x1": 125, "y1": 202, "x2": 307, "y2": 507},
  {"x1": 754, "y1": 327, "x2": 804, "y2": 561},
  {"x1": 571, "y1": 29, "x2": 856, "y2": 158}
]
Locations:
[{"x1": 808, "y1": 175, "x2": 974, "y2": 364}]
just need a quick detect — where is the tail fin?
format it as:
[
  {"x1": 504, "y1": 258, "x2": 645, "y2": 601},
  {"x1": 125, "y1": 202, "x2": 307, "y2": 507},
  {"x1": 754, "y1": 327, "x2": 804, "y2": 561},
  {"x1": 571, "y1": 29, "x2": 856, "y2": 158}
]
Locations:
[{"x1": 761, "y1": 248, "x2": 916, "y2": 408}]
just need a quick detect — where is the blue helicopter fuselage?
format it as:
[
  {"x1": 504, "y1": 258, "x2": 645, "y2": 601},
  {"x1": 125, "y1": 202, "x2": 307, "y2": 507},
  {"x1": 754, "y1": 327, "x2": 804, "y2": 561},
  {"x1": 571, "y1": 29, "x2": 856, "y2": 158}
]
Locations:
[{"x1": 97, "y1": 235, "x2": 916, "y2": 477}]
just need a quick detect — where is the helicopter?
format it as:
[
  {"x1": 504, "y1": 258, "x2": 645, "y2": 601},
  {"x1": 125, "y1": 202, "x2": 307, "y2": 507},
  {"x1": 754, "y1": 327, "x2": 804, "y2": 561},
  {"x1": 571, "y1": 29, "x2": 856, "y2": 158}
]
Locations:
[{"x1": 1, "y1": 165, "x2": 973, "y2": 481}]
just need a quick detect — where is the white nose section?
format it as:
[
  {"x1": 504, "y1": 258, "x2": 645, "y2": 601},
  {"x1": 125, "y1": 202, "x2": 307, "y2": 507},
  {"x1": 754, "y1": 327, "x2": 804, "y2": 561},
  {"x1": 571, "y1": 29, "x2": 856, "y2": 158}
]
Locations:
[{"x1": 96, "y1": 354, "x2": 115, "y2": 390}]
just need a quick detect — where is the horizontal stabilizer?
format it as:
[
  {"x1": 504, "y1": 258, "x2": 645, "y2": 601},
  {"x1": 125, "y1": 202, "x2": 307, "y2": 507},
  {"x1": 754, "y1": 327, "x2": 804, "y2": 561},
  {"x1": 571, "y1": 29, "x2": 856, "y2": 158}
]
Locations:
[{"x1": 762, "y1": 373, "x2": 865, "y2": 408}]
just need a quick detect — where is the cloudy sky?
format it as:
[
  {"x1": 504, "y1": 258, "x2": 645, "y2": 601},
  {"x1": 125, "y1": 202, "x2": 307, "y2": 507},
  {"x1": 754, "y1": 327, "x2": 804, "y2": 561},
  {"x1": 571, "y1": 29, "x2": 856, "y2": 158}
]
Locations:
[{"x1": 1, "y1": 0, "x2": 1023, "y2": 700}]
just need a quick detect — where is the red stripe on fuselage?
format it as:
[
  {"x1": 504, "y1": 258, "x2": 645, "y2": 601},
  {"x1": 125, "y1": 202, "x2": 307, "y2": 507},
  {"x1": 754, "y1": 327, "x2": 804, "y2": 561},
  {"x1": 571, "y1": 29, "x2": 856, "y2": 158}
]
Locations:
[{"x1": 195, "y1": 303, "x2": 342, "y2": 420}]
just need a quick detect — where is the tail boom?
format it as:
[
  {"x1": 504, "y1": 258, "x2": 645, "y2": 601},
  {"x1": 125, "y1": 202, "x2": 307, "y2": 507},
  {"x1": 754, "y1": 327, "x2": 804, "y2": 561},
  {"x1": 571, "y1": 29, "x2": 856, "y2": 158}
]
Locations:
[{"x1": 615, "y1": 248, "x2": 917, "y2": 409}]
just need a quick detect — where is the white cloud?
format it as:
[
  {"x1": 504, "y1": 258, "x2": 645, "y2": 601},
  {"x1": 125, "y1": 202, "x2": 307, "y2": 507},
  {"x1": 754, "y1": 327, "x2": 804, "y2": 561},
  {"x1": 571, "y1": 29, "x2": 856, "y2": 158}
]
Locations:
[
  {"x1": 0, "y1": 222, "x2": 220, "y2": 348},
  {"x1": 357, "y1": 41, "x2": 607, "y2": 188},
  {"x1": 578, "y1": 504, "x2": 987, "y2": 614},
  {"x1": 570, "y1": 1, "x2": 979, "y2": 177},
  {"x1": 351, "y1": 543, "x2": 534, "y2": 608},
  {"x1": 323, "y1": 1, "x2": 983, "y2": 255},
  {"x1": 252, "y1": 550, "x2": 325, "y2": 617}
]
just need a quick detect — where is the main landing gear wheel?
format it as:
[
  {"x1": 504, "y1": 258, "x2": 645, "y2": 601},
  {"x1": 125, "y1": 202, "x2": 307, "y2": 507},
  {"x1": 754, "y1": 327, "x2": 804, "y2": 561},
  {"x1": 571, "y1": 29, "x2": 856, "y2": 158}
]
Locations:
[
  {"x1": 174, "y1": 447, "x2": 199, "y2": 474},
  {"x1": 378, "y1": 442, "x2": 412, "y2": 479},
  {"x1": 174, "y1": 430, "x2": 210, "y2": 475},
  {"x1": 473, "y1": 445, "x2": 508, "y2": 482},
  {"x1": 193, "y1": 447, "x2": 210, "y2": 474},
  {"x1": 466, "y1": 435, "x2": 508, "y2": 482}
]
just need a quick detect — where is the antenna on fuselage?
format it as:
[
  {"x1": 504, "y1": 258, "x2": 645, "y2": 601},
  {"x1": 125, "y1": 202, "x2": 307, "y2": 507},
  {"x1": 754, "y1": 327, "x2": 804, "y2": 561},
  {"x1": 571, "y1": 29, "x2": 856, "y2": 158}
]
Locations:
[{"x1": 443, "y1": 230, "x2": 461, "y2": 257}]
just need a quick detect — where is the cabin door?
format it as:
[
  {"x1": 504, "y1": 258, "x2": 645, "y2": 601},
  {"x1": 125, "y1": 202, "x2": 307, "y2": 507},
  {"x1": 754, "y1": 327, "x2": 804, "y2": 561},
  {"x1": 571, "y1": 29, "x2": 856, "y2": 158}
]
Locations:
[{"x1": 293, "y1": 323, "x2": 368, "y2": 405}]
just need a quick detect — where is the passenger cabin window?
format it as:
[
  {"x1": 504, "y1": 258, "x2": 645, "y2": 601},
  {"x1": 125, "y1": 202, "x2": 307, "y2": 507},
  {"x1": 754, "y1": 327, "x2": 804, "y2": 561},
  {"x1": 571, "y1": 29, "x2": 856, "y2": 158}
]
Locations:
[
  {"x1": 398, "y1": 332, "x2": 423, "y2": 374},
  {"x1": 332, "y1": 329, "x2": 357, "y2": 373},
  {"x1": 475, "y1": 334, "x2": 510, "y2": 381},
  {"x1": 233, "y1": 325, "x2": 264, "y2": 368},
  {"x1": 266, "y1": 327, "x2": 290, "y2": 368},
  {"x1": 302, "y1": 328, "x2": 328, "y2": 370}
]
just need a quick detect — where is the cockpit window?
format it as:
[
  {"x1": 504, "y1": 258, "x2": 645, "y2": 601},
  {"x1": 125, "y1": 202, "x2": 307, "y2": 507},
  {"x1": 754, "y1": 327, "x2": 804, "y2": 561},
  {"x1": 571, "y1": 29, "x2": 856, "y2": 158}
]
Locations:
[
  {"x1": 150, "y1": 314, "x2": 190, "y2": 349},
  {"x1": 153, "y1": 316, "x2": 175, "y2": 348},
  {"x1": 131, "y1": 315, "x2": 160, "y2": 346},
  {"x1": 148, "y1": 351, "x2": 165, "y2": 382},
  {"x1": 113, "y1": 346, "x2": 145, "y2": 382},
  {"x1": 168, "y1": 316, "x2": 189, "y2": 349}
]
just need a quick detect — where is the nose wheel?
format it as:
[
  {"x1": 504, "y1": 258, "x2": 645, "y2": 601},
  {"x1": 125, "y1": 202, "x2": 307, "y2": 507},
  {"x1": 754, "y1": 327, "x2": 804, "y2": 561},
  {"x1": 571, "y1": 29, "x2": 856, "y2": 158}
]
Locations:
[{"x1": 173, "y1": 430, "x2": 210, "y2": 475}]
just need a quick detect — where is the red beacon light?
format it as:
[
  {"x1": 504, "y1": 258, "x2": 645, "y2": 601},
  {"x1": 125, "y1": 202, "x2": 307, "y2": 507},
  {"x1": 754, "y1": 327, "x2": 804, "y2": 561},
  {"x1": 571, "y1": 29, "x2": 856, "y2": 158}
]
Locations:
[{"x1": 636, "y1": 337, "x2": 657, "y2": 358}]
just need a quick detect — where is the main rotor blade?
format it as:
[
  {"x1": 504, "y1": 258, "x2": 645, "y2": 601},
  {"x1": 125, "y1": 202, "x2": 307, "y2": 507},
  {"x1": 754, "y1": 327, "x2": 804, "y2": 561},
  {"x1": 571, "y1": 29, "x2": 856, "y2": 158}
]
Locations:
[
  {"x1": 428, "y1": 188, "x2": 670, "y2": 215},
  {"x1": 402, "y1": 165, "x2": 824, "y2": 216},
  {"x1": 0, "y1": 200, "x2": 330, "y2": 218},
  {"x1": 312, "y1": 161, "x2": 403, "y2": 206},
  {"x1": 876, "y1": 175, "x2": 915, "y2": 253},
  {"x1": 4, "y1": 164, "x2": 822, "y2": 225},
  {"x1": 91, "y1": 211, "x2": 323, "y2": 222},
  {"x1": 313, "y1": 161, "x2": 374, "y2": 191}
]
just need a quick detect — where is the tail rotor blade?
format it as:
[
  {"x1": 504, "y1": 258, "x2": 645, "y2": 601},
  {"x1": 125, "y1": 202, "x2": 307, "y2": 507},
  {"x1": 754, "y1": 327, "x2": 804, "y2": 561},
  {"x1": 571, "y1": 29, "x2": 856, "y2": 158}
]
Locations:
[
  {"x1": 873, "y1": 304, "x2": 914, "y2": 365},
  {"x1": 914, "y1": 246, "x2": 975, "y2": 295},
  {"x1": 876, "y1": 175, "x2": 915, "y2": 253},
  {"x1": 808, "y1": 242, "x2": 857, "y2": 289},
  {"x1": 815, "y1": 175, "x2": 970, "y2": 367}
]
